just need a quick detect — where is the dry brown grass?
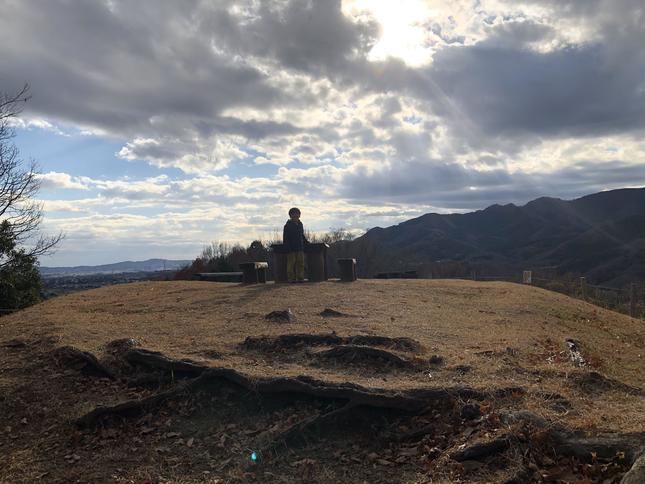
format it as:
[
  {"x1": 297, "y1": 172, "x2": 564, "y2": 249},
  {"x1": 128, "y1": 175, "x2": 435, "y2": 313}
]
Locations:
[{"x1": 2, "y1": 278, "x2": 643, "y2": 433}]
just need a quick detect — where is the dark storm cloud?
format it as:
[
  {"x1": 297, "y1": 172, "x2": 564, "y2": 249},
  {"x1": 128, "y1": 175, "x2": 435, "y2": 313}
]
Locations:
[
  {"x1": 2, "y1": 0, "x2": 643, "y2": 146},
  {"x1": 341, "y1": 160, "x2": 645, "y2": 209},
  {"x1": 200, "y1": 0, "x2": 379, "y2": 77},
  {"x1": 420, "y1": 2, "x2": 645, "y2": 144},
  {"x1": 0, "y1": 0, "x2": 289, "y2": 136},
  {"x1": 428, "y1": 41, "x2": 645, "y2": 140}
]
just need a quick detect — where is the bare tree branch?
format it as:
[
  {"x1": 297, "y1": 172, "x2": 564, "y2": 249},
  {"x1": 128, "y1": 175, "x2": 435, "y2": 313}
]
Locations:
[{"x1": 0, "y1": 85, "x2": 63, "y2": 262}]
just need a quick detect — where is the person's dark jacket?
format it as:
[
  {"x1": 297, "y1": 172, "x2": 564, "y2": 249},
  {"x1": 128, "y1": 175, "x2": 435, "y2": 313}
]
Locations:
[{"x1": 283, "y1": 219, "x2": 308, "y2": 252}]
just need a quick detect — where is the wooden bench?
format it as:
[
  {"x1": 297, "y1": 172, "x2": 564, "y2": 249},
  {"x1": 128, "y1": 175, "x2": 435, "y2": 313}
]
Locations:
[
  {"x1": 239, "y1": 262, "x2": 268, "y2": 284},
  {"x1": 197, "y1": 272, "x2": 243, "y2": 282},
  {"x1": 376, "y1": 271, "x2": 418, "y2": 279}
]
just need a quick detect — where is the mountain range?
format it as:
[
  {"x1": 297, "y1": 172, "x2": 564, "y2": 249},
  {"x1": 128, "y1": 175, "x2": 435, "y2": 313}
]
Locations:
[
  {"x1": 40, "y1": 258, "x2": 192, "y2": 277},
  {"x1": 352, "y1": 187, "x2": 645, "y2": 286}
]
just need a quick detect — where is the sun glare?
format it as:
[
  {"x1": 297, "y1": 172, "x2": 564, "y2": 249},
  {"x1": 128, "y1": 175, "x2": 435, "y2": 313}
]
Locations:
[{"x1": 343, "y1": 0, "x2": 434, "y2": 66}]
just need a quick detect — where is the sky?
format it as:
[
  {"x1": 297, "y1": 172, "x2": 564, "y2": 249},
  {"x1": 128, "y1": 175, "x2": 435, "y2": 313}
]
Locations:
[{"x1": 1, "y1": 0, "x2": 644, "y2": 266}]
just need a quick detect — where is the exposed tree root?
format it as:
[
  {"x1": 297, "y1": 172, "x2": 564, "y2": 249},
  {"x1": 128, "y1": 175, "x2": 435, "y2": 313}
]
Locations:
[
  {"x1": 621, "y1": 454, "x2": 645, "y2": 484},
  {"x1": 555, "y1": 434, "x2": 645, "y2": 463},
  {"x1": 345, "y1": 335, "x2": 421, "y2": 353},
  {"x1": 52, "y1": 346, "x2": 116, "y2": 379},
  {"x1": 450, "y1": 435, "x2": 511, "y2": 461},
  {"x1": 74, "y1": 349, "x2": 493, "y2": 428},
  {"x1": 70, "y1": 345, "x2": 645, "y2": 481},
  {"x1": 394, "y1": 422, "x2": 441, "y2": 442},
  {"x1": 241, "y1": 333, "x2": 422, "y2": 353},
  {"x1": 75, "y1": 373, "x2": 207, "y2": 427},
  {"x1": 568, "y1": 371, "x2": 645, "y2": 396},
  {"x1": 313, "y1": 344, "x2": 415, "y2": 370},
  {"x1": 124, "y1": 348, "x2": 207, "y2": 376},
  {"x1": 242, "y1": 333, "x2": 342, "y2": 351},
  {"x1": 501, "y1": 411, "x2": 645, "y2": 465}
]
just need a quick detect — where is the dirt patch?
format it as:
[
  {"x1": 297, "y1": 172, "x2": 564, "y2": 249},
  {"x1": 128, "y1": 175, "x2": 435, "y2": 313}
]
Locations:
[{"x1": 312, "y1": 344, "x2": 416, "y2": 371}]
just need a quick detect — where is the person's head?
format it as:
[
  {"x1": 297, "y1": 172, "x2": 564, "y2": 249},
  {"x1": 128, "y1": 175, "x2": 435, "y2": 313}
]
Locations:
[{"x1": 288, "y1": 207, "x2": 301, "y2": 221}]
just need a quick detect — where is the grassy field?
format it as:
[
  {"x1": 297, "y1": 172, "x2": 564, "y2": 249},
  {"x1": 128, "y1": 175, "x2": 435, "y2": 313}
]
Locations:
[{"x1": 1, "y1": 279, "x2": 643, "y2": 482}]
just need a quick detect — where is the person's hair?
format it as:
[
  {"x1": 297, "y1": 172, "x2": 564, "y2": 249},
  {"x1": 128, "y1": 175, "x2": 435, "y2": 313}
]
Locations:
[{"x1": 288, "y1": 207, "x2": 301, "y2": 217}]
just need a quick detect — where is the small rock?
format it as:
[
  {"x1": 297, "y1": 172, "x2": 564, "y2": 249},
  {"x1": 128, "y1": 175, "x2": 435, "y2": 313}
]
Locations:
[
  {"x1": 319, "y1": 308, "x2": 347, "y2": 317},
  {"x1": 265, "y1": 309, "x2": 296, "y2": 323}
]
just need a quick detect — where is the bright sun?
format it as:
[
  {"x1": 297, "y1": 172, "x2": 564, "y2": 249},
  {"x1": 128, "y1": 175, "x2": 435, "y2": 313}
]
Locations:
[{"x1": 343, "y1": 0, "x2": 434, "y2": 66}]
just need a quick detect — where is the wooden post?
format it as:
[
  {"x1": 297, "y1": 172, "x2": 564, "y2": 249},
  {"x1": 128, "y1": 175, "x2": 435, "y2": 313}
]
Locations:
[
  {"x1": 580, "y1": 277, "x2": 587, "y2": 300},
  {"x1": 271, "y1": 244, "x2": 288, "y2": 283},
  {"x1": 522, "y1": 271, "x2": 532, "y2": 284},
  {"x1": 338, "y1": 258, "x2": 357, "y2": 282},
  {"x1": 630, "y1": 283, "x2": 637, "y2": 317}
]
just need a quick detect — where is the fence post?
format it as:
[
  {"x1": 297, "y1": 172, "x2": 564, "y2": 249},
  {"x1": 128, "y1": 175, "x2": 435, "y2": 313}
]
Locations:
[
  {"x1": 580, "y1": 277, "x2": 587, "y2": 300},
  {"x1": 522, "y1": 270, "x2": 532, "y2": 284},
  {"x1": 630, "y1": 283, "x2": 637, "y2": 317}
]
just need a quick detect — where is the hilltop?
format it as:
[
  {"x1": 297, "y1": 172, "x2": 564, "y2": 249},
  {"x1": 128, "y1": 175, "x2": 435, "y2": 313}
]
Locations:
[
  {"x1": 1, "y1": 280, "x2": 643, "y2": 482},
  {"x1": 353, "y1": 187, "x2": 645, "y2": 285}
]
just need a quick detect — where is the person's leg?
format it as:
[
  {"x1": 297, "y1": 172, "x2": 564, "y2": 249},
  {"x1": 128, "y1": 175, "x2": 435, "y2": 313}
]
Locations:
[
  {"x1": 287, "y1": 252, "x2": 296, "y2": 282},
  {"x1": 296, "y1": 251, "x2": 305, "y2": 281}
]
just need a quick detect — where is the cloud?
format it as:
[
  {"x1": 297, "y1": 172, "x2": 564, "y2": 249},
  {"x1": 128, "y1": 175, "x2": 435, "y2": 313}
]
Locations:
[
  {"x1": 2, "y1": 0, "x2": 645, "y2": 264},
  {"x1": 340, "y1": 158, "x2": 645, "y2": 208},
  {"x1": 39, "y1": 172, "x2": 91, "y2": 190}
]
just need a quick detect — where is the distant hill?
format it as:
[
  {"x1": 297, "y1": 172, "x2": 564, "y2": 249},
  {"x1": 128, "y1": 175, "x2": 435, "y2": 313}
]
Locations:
[
  {"x1": 40, "y1": 258, "x2": 192, "y2": 277},
  {"x1": 352, "y1": 187, "x2": 645, "y2": 286}
]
